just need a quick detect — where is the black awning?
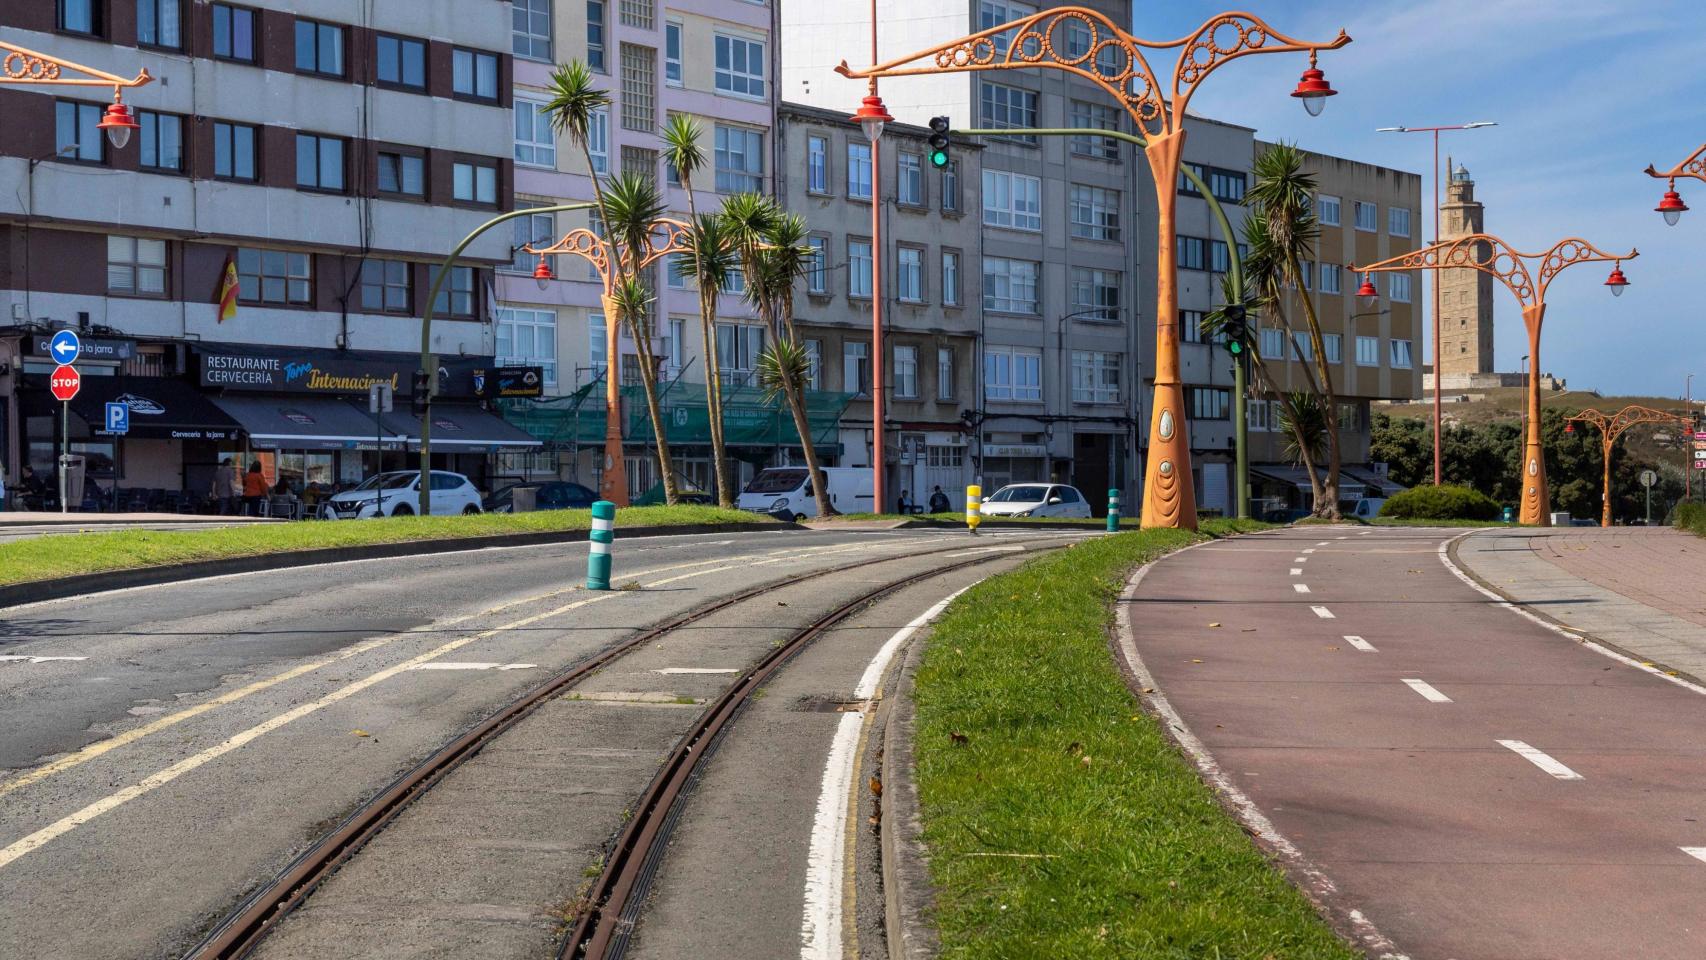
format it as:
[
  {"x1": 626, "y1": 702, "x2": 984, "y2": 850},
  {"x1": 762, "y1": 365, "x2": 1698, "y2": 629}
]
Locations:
[
  {"x1": 212, "y1": 395, "x2": 403, "y2": 451},
  {"x1": 65, "y1": 376, "x2": 242, "y2": 441},
  {"x1": 377, "y1": 404, "x2": 542, "y2": 450}
]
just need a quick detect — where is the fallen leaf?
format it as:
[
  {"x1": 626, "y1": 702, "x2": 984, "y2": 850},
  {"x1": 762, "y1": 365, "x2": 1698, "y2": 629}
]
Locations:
[
  {"x1": 869, "y1": 776, "x2": 883, "y2": 797},
  {"x1": 1066, "y1": 741, "x2": 1083, "y2": 755},
  {"x1": 1080, "y1": 755, "x2": 1093, "y2": 766},
  {"x1": 350, "y1": 729, "x2": 370, "y2": 738},
  {"x1": 949, "y1": 731, "x2": 970, "y2": 746},
  {"x1": 1190, "y1": 658, "x2": 1203, "y2": 663},
  {"x1": 1208, "y1": 622, "x2": 1222, "y2": 628},
  {"x1": 1241, "y1": 628, "x2": 1256, "y2": 632}
]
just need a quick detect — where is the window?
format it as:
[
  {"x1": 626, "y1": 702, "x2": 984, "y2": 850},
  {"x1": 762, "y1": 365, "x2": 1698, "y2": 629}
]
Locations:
[
  {"x1": 980, "y1": 82, "x2": 1038, "y2": 140},
  {"x1": 514, "y1": 99, "x2": 556, "y2": 167},
  {"x1": 1181, "y1": 309, "x2": 1208, "y2": 344},
  {"x1": 1389, "y1": 206, "x2": 1412, "y2": 238},
  {"x1": 1354, "y1": 200, "x2": 1378, "y2": 232},
  {"x1": 804, "y1": 339, "x2": 822, "y2": 391},
  {"x1": 1177, "y1": 235, "x2": 1206, "y2": 271},
  {"x1": 1319, "y1": 263, "x2": 1342, "y2": 295},
  {"x1": 620, "y1": 0, "x2": 654, "y2": 28},
  {"x1": 714, "y1": 125, "x2": 763, "y2": 193},
  {"x1": 620, "y1": 44, "x2": 656, "y2": 130},
  {"x1": 1071, "y1": 351, "x2": 1120, "y2": 405},
  {"x1": 942, "y1": 160, "x2": 960, "y2": 211},
  {"x1": 1248, "y1": 398, "x2": 1273, "y2": 432},
  {"x1": 295, "y1": 134, "x2": 345, "y2": 191},
  {"x1": 589, "y1": 314, "x2": 607, "y2": 376},
  {"x1": 1318, "y1": 194, "x2": 1341, "y2": 226},
  {"x1": 137, "y1": 110, "x2": 182, "y2": 172},
  {"x1": 982, "y1": 170, "x2": 1041, "y2": 230},
  {"x1": 212, "y1": 4, "x2": 255, "y2": 61},
  {"x1": 982, "y1": 257, "x2": 1039, "y2": 314},
  {"x1": 496, "y1": 308, "x2": 558, "y2": 386},
  {"x1": 1298, "y1": 260, "x2": 1313, "y2": 290},
  {"x1": 1069, "y1": 184, "x2": 1120, "y2": 241},
  {"x1": 513, "y1": 0, "x2": 552, "y2": 61},
  {"x1": 453, "y1": 161, "x2": 498, "y2": 205},
  {"x1": 894, "y1": 346, "x2": 919, "y2": 398},
  {"x1": 1061, "y1": 18, "x2": 1120, "y2": 77},
  {"x1": 588, "y1": 107, "x2": 609, "y2": 174},
  {"x1": 896, "y1": 247, "x2": 924, "y2": 303},
  {"x1": 54, "y1": 101, "x2": 104, "y2": 164},
  {"x1": 937, "y1": 347, "x2": 955, "y2": 400},
  {"x1": 377, "y1": 35, "x2": 426, "y2": 89},
  {"x1": 897, "y1": 153, "x2": 923, "y2": 206},
  {"x1": 295, "y1": 19, "x2": 344, "y2": 76},
  {"x1": 107, "y1": 236, "x2": 166, "y2": 297},
  {"x1": 1323, "y1": 333, "x2": 1342, "y2": 364},
  {"x1": 1391, "y1": 273, "x2": 1414, "y2": 303},
  {"x1": 942, "y1": 251, "x2": 961, "y2": 306},
  {"x1": 984, "y1": 346, "x2": 1042, "y2": 402},
  {"x1": 587, "y1": 0, "x2": 606, "y2": 71},
  {"x1": 1292, "y1": 332, "x2": 1313, "y2": 362},
  {"x1": 377, "y1": 151, "x2": 424, "y2": 196},
  {"x1": 509, "y1": 207, "x2": 556, "y2": 272},
  {"x1": 1178, "y1": 160, "x2": 1209, "y2": 196},
  {"x1": 359, "y1": 260, "x2": 411, "y2": 313},
  {"x1": 843, "y1": 341, "x2": 869, "y2": 396},
  {"x1": 665, "y1": 21, "x2": 682, "y2": 85},
  {"x1": 665, "y1": 251, "x2": 689, "y2": 289},
  {"x1": 138, "y1": 0, "x2": 181, "y2": 47},
  {"x1": 1356, "y1": 335, "x2": 1380, "y2": 366},
  {"x1": 1070, "y1": 267, "x2": 1120, "y2": 321},
  {"x1": 453, "y1": 49, "x2": 499, "y2": 101},
  {"x1": 214, "y1": 122, "x2": 257, "y2": 180},
  {"x1": 238, "y1": 248, "x2": 311, "y2": 305},
  {"x1": 1190, "y1": 387, "x2": 1231, "y2": 420},
  {"x1": 847, "y1": 141, "x2": 872, "y2": 199},
  {"x1": 1210, "y1": 240, "x2": 1247, "y2": 275},
  {"x1": 1390, "y1": 339, "x2": 1414, "y2": 369},
  {"x1": 848, "y1": 239, "x2": 872, "y2": 298},
  {"x1": 1210, "y1": 169, "x2": 1247, "y2": 204},
  {"x1": 717, "y1": 324, "x2": 764, "y2": 376},
  {"x1": 715, "y1": 34, "x2": 766, "y2": 98},
  {"x1": 806, "y1": 136, "x2": 829, "y2": 194},
  {"x1": 430, "y1": 265, "x2": 475, "y2": 317},
  {"x1": 1338, "y1": 402, "x2": 1361, "y2": 431},
  {"x1": 1070, "y1": 100, "x2": 1119, "y2": 160},
  {"x1": 1260, "y1": 326, "x2": 1286, "y2": 359},
  {"x1": 621, "y1": 146, "x2": 656, "y2": 181},
  {"x1": 59, "y1": 0, "x2": 101, "y2": 34},
  {"x1": 978, "y1": 0, "x2": 1035, "y2": 54},
  {"x1": 806, "y1": 235, "x2": 828, "y2": 294}
]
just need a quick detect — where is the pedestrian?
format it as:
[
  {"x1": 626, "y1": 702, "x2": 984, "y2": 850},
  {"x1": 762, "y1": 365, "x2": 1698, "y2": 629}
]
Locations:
[
  {"x1": 211, "y1": 458, "x2": 239, "y2": 515},
  {"x1": 242, "y1": 461, "x2": 267, "y2": 516},
  {"x1": 928, "y1": 485, "x2": 951, "y2": 514},
  {"x1": 897, "y1": 489, "x2": 912, "y2": 515},
  {"x1": 19, "y1": 464, "x2": 46, "y2": 510}
]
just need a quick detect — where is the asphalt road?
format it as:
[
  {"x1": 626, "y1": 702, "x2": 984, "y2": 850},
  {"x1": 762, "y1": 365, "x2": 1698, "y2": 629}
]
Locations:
[
  {"x1": 1128, "y1": 526, "x2": 1706, "y2": 960},
  {"x1": 0, "y1": 526, "x2": 1072, "y2": 959}
]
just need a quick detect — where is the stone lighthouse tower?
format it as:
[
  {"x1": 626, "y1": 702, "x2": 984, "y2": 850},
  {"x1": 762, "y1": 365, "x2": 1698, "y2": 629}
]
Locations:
[{"x1": 1438, "y1": 160, "x2": 1495, "y2": 377}]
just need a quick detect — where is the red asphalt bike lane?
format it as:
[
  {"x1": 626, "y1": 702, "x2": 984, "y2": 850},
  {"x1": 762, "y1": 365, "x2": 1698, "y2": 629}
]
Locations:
[{"x1": 1125, "y1": 526, "x2": 1706, "y2": 960}]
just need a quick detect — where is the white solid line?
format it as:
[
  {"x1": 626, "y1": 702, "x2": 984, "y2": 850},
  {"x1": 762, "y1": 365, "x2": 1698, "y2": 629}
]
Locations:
[
  {"x1": 1289, "y1": 568, "x2": 1303, "y2": 576},
  {"x1": 942, "y1": 545, "x2": 1025, "y2": 558},
  {"x1": 1293, "y1": 583, "x2": 1311, "y2": 594},
  {"x1": 1344, "y1": 635, "x2": 1377, "y2": 652},
  {"x1": 1497, "y1": 739, "x2": 1583, "y2": 780},
  {"x1": 406, "y1": 662, "x2": 537, "y2": 671},
  {"x1": 0, "y1": 655, "x2": 88, "y2": 664},
  {"x1": 1401, "y1": 678, "x2": 1452, "y2": 703},
  {"x1": 1315, "y1": 541, "x2": 1329, "y2": 546},
  {"x1": 655, "y1": 667, "x2": 741, "y2": 675},
  {"x1": 1681, "y1": 847, "x2": 1706, "y2": 864},
  {"x1": 1311, "y1": 606, "x2": 1335, "y2": 619}
]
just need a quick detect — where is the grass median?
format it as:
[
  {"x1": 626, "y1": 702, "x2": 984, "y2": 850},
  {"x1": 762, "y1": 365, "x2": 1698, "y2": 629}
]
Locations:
[
  {"x1": 912, "y1": 518, "x2": 1360, "y2": 959},
  {"x1": 0, "y1": 505, "x2": 771, "y2": 588}
]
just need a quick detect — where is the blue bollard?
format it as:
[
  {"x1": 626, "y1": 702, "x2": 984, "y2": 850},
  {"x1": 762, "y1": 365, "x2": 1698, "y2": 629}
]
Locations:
[{"x1": 587, "y1": 500, "x2": 615, "y2": 590}]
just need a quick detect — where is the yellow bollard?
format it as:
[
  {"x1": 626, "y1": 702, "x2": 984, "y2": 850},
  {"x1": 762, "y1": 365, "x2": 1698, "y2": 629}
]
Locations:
[{"x1": 965, "y1": 483, "x2": 981, "y2": 536}]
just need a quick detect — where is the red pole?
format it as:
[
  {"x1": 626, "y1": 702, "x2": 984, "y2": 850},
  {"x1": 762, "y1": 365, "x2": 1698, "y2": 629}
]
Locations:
[
  {"x1": 1432, "y1": 129, "x2": 1442, "y2": 486},
  {"x1": 868, "y1": 0, "x2": 886, "y2": 514}
]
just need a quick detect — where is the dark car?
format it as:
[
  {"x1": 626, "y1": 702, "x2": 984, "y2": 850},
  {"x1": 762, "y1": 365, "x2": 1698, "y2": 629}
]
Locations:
[{"x1": 483, "y1": 480, "x2": 598, "y2": 514}]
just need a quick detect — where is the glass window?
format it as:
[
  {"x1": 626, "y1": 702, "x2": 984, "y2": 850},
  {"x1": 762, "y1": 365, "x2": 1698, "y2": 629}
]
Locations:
[
  {"x1": 984, "y1": 346, "x2": 1042, "y2": 402},
  {"x1": 805, "y1": 339, "x2": 822, "y2": 391},
  {"x1": 848, "y1": 239, "x2": 872, "y2": 298},
  {"x1": 1319, "y1": 263, "x2": 1342, "y2": 294},
  {"x1": 589, "y1": 313, "x2": 607, "y2": 376},
  {"x1": 1181, "y1": 309, "x2": 1209, "y2": 344},
  {"x1": 843, "y1": 341, "x2": 869, "y2": 396},
  {"x1": 513, "y1": 0, "x2": 553, "y2": 61},
  {"x1": 1190, "y1": 387, "x2": 1230, "y2": 420},
  {"x1": 107, "y1": 236, "x2": 167, "y2": 297},
  {"x1": 714, "y1": 125, "x2": 763, "y2": 193},
  {"x1": 942, "y1": 160, "x2": 961, "y2": 211},
  {"x1": 665, "y1": 21, "x2": 683, "y2": 86},
  {"x1": 716, "y1": 323, "x2": 765, "y2": 376},
  {"x1": 377, "y1": 34, "x2": 426, "y2": 89},
  {"x1": 54, "y1": 100, "x2": 104, "y2": 164},
  {"x1": 453, "y1": 49, "x2": 500, "y2": 100},
  {"x1": 1069, "y1": 267, "x2": 1119, "y2": 321},
  {"x1": 137, "y1": 111, "x2": 182, "y2": 172},
  {"x1": 1354, "y1": 200, "x2": 1378, "y2": 232},
  {"x1": 295, "y1": 20, "x2": 344, "y2": 76},
  {"x1": 806, "y1": 136, "x2": 828, "y2": 194},
  {"x1": 514, "y1": 98, "x2": 556, "y2": 167},
  {"x1": 1292, "y1": 332, "x2": 1313, "y2": 362},
  {"x1": 978, "y1": 0, "x2": 1035, "y2": 54},
  {"x1": 588, "y1": 106, "x2": 609, "y2": 174},
  {"x1": 1071, "y1": 351, "x2": 1121, "y2": 405},
  {"x1": 1391, "y1": 273, "x2": 1414, "y2": 303},
  {"x1": 496, "y1": 308, "x2": 558, "y2": 386},
  {"x1": 1260, "y1": 326, "x2": 1286, "y2": 359},
  {"x1": 1390, "y1": 339, "x2": 1414, "y2": 369},
  {"x1": 214, "y1": 122, "x2": 257, "y2": 180},
  {"x1": 359, "y1": 259, "x2": 411, "y2": 314},
  {"x1": 620, "y1": 43, "x2": 656, "y2": 131},
  {"x1": 1069, "y1": 184, "x2": 1120, "y2": 241},
  {"x1": 296, "y1": 134, "x2": 345, "y2": 191},
  {"x1": 894, "y1": 345, "x2": 918, "y2": 398},
  {"x1": 1323, "y1": 334, "x2": 1342, "y2": 364},
  {"x1": 1178, "y1": 160, "x2": 1209, "y2": 195},
  {"x1": 378, "y1": 152, "x2": 424, "y2": 196},
  {"x1": 896, "y1": 247, "x2": 923, "y2": 303},
  {"x1": 430, "y1": 265, "x2": 475, "y2": 317},
  {"x1": 1176, "y1": 235, "x2": 1206, "y2": 271},
  {"x1": 982, "y1": 257, "x2": 1039, "y2": 314},
  {"x1": 980, "y1": 81, "x2": 1037, "y2": 141},
  {"x1": 60, "y1": 0, "x2": 101, "y2": 34},
  {"x1": 587, "y1": 0, "x2": 606, "y2": 71},
  {"x1": 942, "y1": 251, "x2": 960, "y2": 306},
  {"x1": 1317, "y1": 194, "x2": 1341, "y2": 226},
  {"x1": 237, "y1": 248, "x2": 312, "y2": 305},
  {"x1": 1070, "y1": 100, "x2": 1119, "y2": 160},
  {"x1": 806, "y1": 235, "x2": 828, "y2": 294},
  {"x1": 212, "y1": 4, "x2": 255, "y2": 61},
  {"x1": 937, "y1": 347, "x2": 955, "y2": 400},
  {"x1": 138, "y1": 0, "x2": 181, "y2": 47},
  {"x1": 897, "y1": 152, "x2": 924, "y2": 205},
  {"x1": 982, "y1": 170, "x2": 1041, "y2": 231},
  {"x1": 1356, "y1": 335, "x2": 1380, "y2": 366},
  {"x1": 715, "y1": 34, "x2": 766, "y2": 98},
  {"x1": 508, "y1": 207, "x2": 556, "y2": 272},
  {"x1": 453, "y1": 161, "x2": 498, "y2": 204},
  {"x1": 1389, "y1": 206, "x2": 1412, "y2": 238},
  {"x1": 847, "y1": 141, "x2": 872, "y2": 199}
]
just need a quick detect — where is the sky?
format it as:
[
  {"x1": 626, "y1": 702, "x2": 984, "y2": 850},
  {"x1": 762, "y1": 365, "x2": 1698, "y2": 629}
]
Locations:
[{"x1": 1129, "y1": 0, "x2": 1706, "y2": 398}]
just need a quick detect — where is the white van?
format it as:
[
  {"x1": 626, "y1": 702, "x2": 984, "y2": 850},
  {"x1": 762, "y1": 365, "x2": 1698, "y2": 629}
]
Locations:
[
  {"x1": 738, "y1": 467, "x2": 874, "y2": 519},
  {"x1": 1350, "y1": 497, "x2": 1387, "y2": 520}
]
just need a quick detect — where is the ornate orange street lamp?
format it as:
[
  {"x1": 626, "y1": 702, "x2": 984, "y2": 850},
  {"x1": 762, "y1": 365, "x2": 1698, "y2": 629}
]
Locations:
[
  {"x1": 527, "y1": 218, "x2": 691, "y2": 506},
  {"x1": 1564, "y1": 405, "x2": 1692, "y2": 527},
  {"x1": 1353, "y1": 235, "x2": 1637, "y2": 525},
  {"x1": 1, "y1": 38, "x2": 152, "y2": 148},
  {"x1": 1644, "y1": 144, "x2": 1705, "y2": 226},
  {"x1": 838, "y1": 8, "x2": 1349, "y2": 529}
]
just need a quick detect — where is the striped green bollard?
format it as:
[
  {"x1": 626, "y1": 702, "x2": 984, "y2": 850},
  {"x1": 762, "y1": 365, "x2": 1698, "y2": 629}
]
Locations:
[
  {"x1": 1107, "y1": 488, "x2": 1120, "y2": 533},
  {"x1": 587, "y1": 500, "x2": 615, "y2": 590}
]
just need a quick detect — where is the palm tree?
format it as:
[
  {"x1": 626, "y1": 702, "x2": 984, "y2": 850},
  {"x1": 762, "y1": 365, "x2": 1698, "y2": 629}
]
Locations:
[
  {"x1": 1278, "y1": 389, "x2": 1331, "y2": 477},
  {"x1": 599, "y1": 172, "x2": 679, "y2": 504},
  {"x1": 544, "y1": 61, "x2": 615, "y2": 251},
  {"x1": 749, "y1": 223, "x2": 833, "y2": 518},
  {"x1": 660, "y1": 114, "x2": 706, "y2": 221},
  {"x1": 719, "y1": 192, "x2": 780, "y2": 328},
  {"x1": 755, "y1": 340, "x2": 830, "y2": 516},
  {"x1": 608, "y1": 273, "x2": 680, "y2": 504},
  {"x1": 677, "y1": 214, "x2": 739, "y2": 507}
]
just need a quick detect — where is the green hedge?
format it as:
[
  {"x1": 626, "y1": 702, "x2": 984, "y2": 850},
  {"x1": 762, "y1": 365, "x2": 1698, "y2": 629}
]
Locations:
[
  {"x1": 1378, "y1": 483, "x2": 1501, "y2": 521},
  {"x1": 1677, "y1": 502, "x2": 1706, "y2": 536}
]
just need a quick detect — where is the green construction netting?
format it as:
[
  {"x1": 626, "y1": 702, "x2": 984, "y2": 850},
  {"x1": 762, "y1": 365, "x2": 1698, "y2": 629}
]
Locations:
[{"x1": 498, "y1": 377, "x2": 854, "y2": 449}]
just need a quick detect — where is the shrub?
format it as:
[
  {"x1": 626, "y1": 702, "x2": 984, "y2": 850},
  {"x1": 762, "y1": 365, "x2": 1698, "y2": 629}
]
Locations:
[
  {"x1": 1378, "y1": 483, "x2": 1501, "y2": 521},
  {"x1": 1676, "y1": 502, "x2": 1706, "y2": 536}
]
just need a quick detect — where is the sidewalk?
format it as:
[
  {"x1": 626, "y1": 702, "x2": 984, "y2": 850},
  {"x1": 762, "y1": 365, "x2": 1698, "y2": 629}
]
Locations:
[{"x1": 1452, "y1": 526, "x2": 1706, "y2": 681}]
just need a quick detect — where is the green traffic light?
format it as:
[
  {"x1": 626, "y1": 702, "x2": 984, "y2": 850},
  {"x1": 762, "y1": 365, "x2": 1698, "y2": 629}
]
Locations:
[
  {"x1": 1226, "y1": 340, "x2": 1244, "y2": 356},
  {"x1": 930, "y1": 149, "x2": 949, "y2": 168}
]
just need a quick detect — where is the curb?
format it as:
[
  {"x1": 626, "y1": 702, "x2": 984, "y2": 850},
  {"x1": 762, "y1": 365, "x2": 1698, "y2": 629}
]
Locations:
[
  {"x1": 880, "y1": 627, "x2": 941, "y2": 960},
  {"x1": 0, "y1": 521, "x2": 792, "y2": 609}
]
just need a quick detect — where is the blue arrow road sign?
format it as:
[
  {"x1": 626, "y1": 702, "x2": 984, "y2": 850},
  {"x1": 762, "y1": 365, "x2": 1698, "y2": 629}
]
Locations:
[
  {"x1": 105, "y1": 401, "x2": 130, "y2": 435},
  {"x1": 49, "y1": 330, "x2": 81, "y2": 365}
]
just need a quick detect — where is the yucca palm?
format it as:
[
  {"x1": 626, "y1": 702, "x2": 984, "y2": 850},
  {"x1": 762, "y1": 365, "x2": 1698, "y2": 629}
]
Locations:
[
  {"x1": 720, "y1": 192, "x2": 780, "y2": 326},
  {"x1": 1278, "y1": 389, "x2": 1331, "y2": 484},
  {"x1": 660, "y1": 114, "x2": 706, "y2": 220},
  {"x1": 755, "y1": 339, "x2": 829, "y2": 515},
  {"x1": 678, "y1": 214, "x2": 739, "y2": 506},
  {"x1": 544, "y1": 61, "x2": 615, "y2": 252},
  {"x1": 609, "y1": 274, "x2": 680, "y2": 504}
]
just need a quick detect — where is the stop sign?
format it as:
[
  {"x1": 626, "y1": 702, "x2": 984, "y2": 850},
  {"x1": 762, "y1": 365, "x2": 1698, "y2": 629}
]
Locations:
[{"x1": 49, "y1": 364, "x2": 80, "y2": 401}]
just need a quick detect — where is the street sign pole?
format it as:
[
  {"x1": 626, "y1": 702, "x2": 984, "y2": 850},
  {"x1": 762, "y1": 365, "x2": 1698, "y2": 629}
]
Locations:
[
  {"x1": 60, "y1": 400, "x2": 68, "y2": 514},
  {"x1": 370, "y1": 383, "x2": 394, "y2": 519}
]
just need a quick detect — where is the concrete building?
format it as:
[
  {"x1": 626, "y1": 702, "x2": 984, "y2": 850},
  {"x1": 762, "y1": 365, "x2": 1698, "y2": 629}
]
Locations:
[
  {"x1": 0, "y1": 1, "x2": 528, "y2": 506},
  {"x1": 1438, "y1": 160, "x2": 1494, "y2": 378},
  {"x1": 775, "y1": 102, "x2": 981, "y2": 508}
]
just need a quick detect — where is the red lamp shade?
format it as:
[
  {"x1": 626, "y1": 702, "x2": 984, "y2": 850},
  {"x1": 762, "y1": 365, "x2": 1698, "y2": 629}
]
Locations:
[
  {"x1": 1355, "y1": 274, "x2": 1379, "y2": 302},
  {"x1": 533, "y1": 256, "x2": 553, "y2": 291},
  {"x1": 850, "y1": 94, "x2": 894, "y2": 142},
  {"x1": 1605, "y1": 264, "x2": 1630, "y2": 297},
  {"x1": 1290, "y1": 53, "x2": 1336, "y2": 117},
  {"x1": 1657, "y1": 188, "x2": 1688, "y2": 226},
  {"x1": 96, "y1": 101, "x2": 139, "y2": 149},
  {"x1": 1565, "y1": 422, "x2": 1576, "y2": 434}
]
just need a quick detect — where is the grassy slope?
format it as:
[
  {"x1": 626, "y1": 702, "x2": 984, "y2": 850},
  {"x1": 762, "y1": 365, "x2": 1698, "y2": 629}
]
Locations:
[
  {"x1": 913, "y1": 519, "x2": 1358, "y2": 959},
  {"x1": 0, "y1": 505, "x2": 768, "y2": 587}
]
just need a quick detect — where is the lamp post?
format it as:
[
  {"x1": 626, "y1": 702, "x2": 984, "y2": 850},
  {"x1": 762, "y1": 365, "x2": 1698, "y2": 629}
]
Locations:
[
  {"x1": 1353, "y1": 234, "x2": 1637, "y2": 525},
  {"x1": 838, "y1": 8, "x2": 1349, "y2": 529},
  {"x1": 1374, "y1": 122, "x2": 1497, "y2": 485},
  {"x1": 850, "y1": 0, "x2": 893, "y2": 514},
  {"x1": 1644, "y1": 144, "x2": 1706, "y2": 226},
  {"x1": 0, "y1": 39, "x2": 152, "y2": 148},
  {"x1": 524, "y1": 217, "x2": 692, "y2": 508},
  {"x1": 1564, "y1": 406, "x2": 1691, "y2": 527}
]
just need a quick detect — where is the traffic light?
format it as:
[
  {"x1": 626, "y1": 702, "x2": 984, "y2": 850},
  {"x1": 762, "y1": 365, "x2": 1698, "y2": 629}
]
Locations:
[
  {"x1": 1220, "y1": 304, "x2": 1248, "y2": 359},
  {"x1": 412, "y1": 369, "x2": 430, "y2": 415},
  {"x1": 928, "y1": 116, "x2": 952, "y2": 169}
]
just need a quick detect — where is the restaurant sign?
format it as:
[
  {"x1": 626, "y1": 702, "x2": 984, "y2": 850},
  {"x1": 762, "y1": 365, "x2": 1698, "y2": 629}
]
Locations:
[
  {"x1": 479, "y1": 366, "x2": 546, "y2": 399},
  {"x1": 198, "y1": 344, "x2": 491, "y2": 398}
]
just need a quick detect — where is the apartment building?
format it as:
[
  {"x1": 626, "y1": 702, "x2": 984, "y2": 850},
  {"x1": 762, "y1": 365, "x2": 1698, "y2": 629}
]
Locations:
[
  {"x1": 496, "y1": 0, "x2": 780, "y2": 496},
  {"x1": 775, "y1": 102, "x2": 981, "y2": 508},
  {"x1": 0, "y1": 0, "x2": 527, "y2": 502}
]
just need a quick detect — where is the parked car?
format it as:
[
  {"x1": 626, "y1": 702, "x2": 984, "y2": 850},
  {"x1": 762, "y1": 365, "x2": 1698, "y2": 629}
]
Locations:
[
  {"x1": 484, "y1": 480, "x2": 598, "y2": 514},
  {"x1": 977, "y1": 483, "x2": 1093, "y2": 519},
  {"x1": 321, "y1": 470, "x2": 483, "y2": 519},
  {"x1": 737, "y1": 466, "x2": 873, "y2": 520},
  {"x1": 632, "y1": 481, "x2": 714, "y2": 506}
]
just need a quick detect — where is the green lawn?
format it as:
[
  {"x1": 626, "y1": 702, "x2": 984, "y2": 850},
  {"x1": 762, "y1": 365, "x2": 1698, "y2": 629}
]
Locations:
[
  {"x1": 912, "y1": 518, "x2": 1359, "y2": 959},
  {"x1": 0, "y1": 505, "x2": 769, "y2": 587}
]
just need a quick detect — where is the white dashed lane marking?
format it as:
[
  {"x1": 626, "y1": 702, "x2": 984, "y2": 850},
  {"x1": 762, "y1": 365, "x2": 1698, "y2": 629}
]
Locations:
[
  {"x1": 1302, "y1": 549, "x2": 1317, "y2": 554},
  {"x1": 405, "y1": 662, "x2": 537, "y2": 671},
  {"x1": 1681, "y1": 848, "x2": 1706, "y2": 864},
  {"x1": 1344, "y1": 635, "x2": 1377, "y2": 652},
  {"x1": 0, "y1": 656, "x2": 88, "y2": 665},
  {"x1": 1402, "y1": 678, "x2": 1452, "y2": 703},
  {"x1": 1294, "y1": 556, "x2": 1307, "y2": 563},
  {"x1": 1289, "y1": 568, "x2": 1303, "y2": 576},
  {"x1": 654, "y1": 667, "x2": 740, "y2": 675},
  {"x1": 1311, "y1": 606, "x2": 1336, "y2": 619},
  {"x1": 1497, "y1": 739, "x2": 1583, "y2": 780},
  {"x1": 1293, "y1": 583, "x2": 1311, "y2": 594}
]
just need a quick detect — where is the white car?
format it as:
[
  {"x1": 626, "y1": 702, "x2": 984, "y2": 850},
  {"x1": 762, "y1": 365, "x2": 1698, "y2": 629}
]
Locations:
[
  {"x1": 977, "y1": 483, "x2": 1094, "y2": 519},
  {"x1": 321, "y1": 470, "x2": 484, "y2": 519}
]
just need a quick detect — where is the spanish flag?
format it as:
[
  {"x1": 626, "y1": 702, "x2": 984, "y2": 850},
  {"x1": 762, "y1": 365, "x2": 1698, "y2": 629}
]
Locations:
[{"x1": 217, "y1": 253, "x2": 239, "y2": 323}]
